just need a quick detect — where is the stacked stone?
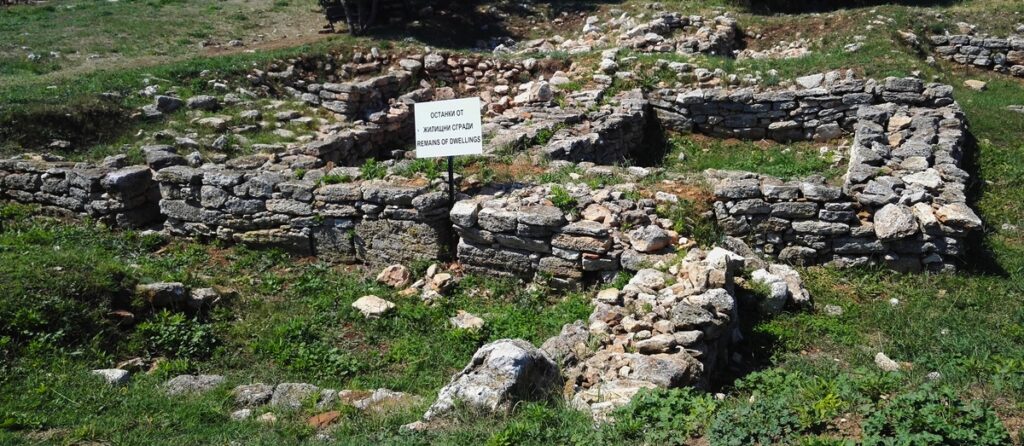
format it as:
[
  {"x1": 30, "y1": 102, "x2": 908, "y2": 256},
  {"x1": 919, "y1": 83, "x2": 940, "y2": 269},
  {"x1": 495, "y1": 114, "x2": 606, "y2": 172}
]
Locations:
[
  {"x1": 543, "y1": 248, "x2": 742, "y2": 420},
  {"x1": 255, "y1": 48, "x2": 397, "y2": 86},
  {"x1": 0, "y1": 157, "x2": 160, "y2": 228},
  {"x1": 542, "y1": 89, "x2": 650, "y2": 165},
  {"x1": 617, "y1": 13, "x2": 739, "y2": 56},
  {"x1": 451, "y1": 183, "x2": 682, "y2": 286},
  {"x1": 299, "y1": 102, "x2": 414, "y2": 166},
  {"x1": 154, "y1": 161, "x2": 450, "y2": 265},
  {"x1": 930, "y1": 33, "x2": 1024, "y2": 77},
  {"x1": 315, "y1": 71, "x2": 413, "y2": 119},
  {"x1": 650, "y1": 72, "x2": 959, "y2": 142},
  {"x1": 705, "y1": 76, "x2": 979, "y2": 272},
  {"x1": 561, "y1": 11, "x2": 739, "y2": 57}
]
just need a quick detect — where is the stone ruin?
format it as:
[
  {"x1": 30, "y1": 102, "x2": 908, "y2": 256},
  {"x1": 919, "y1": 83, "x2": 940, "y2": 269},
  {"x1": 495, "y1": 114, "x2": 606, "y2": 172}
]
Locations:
[
  {"x1": 1, "y1": 39, "x2": 983, "y2": 278},
  {"x1": 0, "y1": 12, "x2": 994, "y2": 430},
  {"x1": 403, "y1": 244, "x2": 811, "y2": 427},
  {"x1": 930, "y1": 29, "x2": 1024, "y2": 77},
  {"x1": 676, "y1": 75, "x2": 981, "y2": 272}
]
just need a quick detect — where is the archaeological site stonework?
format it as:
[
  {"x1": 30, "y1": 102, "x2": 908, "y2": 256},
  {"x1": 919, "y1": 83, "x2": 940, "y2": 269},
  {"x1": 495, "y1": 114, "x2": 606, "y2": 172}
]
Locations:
[{"x1": 1, "y1": 11, "x2": 983, "y2": 281}]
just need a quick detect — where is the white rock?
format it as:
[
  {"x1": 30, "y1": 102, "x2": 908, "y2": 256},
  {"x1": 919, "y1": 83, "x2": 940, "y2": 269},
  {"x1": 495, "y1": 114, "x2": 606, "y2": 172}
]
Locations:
[
  {"x1": 450, "y1": 310, "x2": 485, "y2": 331},
  {"x1": 874, "y1": 352, "x2": 901, "y2": 372},
  {"x1": 92, "y1": 369, "x2": 130, "y2": 386},
  {"x1": 352, "y1": 295, "x2": 396, "y2": 318}
]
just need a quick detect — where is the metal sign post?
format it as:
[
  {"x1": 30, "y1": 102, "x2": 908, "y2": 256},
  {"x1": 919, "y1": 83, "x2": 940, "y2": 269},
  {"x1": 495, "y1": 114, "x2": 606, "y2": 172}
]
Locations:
[{"x1": 447, "y1": 155, "x2": 455, "y2": 208}]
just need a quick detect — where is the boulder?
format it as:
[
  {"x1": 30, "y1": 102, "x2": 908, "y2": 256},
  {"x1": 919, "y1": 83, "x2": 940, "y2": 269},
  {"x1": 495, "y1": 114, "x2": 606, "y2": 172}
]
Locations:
[
  {"x1": 165, "y1": 374, "x2": 225, "y2": 395},
  {"x1": 376, "y1": 264, "x2": 412, "y2": 289},
  {"x1": 136, "y1": 282, "x2": 189, "y2": 308},
  {"x1": 270, "y1": 383, "x2": 321, "y2": 409},
  {"x1": 419, "y1": 339, "x2": 561, "y2": 421}
]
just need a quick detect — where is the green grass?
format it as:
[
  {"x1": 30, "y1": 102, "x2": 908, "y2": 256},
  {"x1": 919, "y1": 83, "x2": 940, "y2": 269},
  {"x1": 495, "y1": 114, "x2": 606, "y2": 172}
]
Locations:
[
  {"x1": 0, "y1": 0, "x2": 321, "y2": 89},
  {"x1": 667, "y1": 135, "x2": 841, "y2": 180}
]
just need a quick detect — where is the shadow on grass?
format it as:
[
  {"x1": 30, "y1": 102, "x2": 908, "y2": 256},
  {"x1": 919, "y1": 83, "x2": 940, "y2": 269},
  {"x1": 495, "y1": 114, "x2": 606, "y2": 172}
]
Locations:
[
  {"x1": 354, "y1": 0, "x2": 624, "y2": 49},
  {"x1": 738, "y1": 0, "x2": 965, "y2": 15},
  {"x1": 959, "y1": 131, "x2": 1009, "y2": 277}
]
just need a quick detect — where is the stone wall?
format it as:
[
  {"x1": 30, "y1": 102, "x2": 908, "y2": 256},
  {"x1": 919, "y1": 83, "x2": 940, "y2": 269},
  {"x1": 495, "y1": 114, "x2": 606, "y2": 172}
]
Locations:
[
  {"x1": 705, "y1": 77, "x2": 981, "y2": 272},
  {"x1": 0, "y1": 157, "x2": 160, "y2": 228},
  {"x1": 930, "y1": 33, "x2": 1024, "y2": 77},
  {"x1": 154, "y1": 164, "x2": 450, "y2": 265},
  {"x1": 650, "y1": 72, "x2": 957, "y2": 142},
  {"x1": 451, "y1": 183, "x2": 686, "y2": 286},
  {"x1": 544, "y1": 248, "x2": 745, "y2": 419}
]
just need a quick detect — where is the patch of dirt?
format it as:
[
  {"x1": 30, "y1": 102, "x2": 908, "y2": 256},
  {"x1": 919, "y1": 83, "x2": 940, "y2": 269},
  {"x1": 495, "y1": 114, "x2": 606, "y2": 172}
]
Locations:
[{"x1": 741, "y1": 11, "x2": 855, "y2": 51}]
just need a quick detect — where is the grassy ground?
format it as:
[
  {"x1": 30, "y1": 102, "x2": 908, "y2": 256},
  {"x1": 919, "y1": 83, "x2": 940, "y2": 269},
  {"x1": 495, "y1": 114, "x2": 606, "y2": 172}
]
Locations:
[{"x1": 2, "y1": 0, "x2": 1024, "y2": 444}]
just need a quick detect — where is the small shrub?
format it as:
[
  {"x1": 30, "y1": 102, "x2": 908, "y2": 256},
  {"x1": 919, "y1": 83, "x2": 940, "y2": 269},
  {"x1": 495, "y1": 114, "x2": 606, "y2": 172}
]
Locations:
[
  {"x1": 657, "y1": 199, "x2": 721, "y2": 247},
  {"x1": 395, "y1": 158, "x2": 442, "y2": 180},
  {"x1": 609, "y1": 387, "x2": 719, "y2": 445},
  {"x1": 548, "y1": 185, "x2": 577, "y2": 215},
  {"x1": 709, "y1": 395, "x2": 803, "y2": 446},
  {"x1": 255, "y1": 319, "x2": 363, "y2": 381},
  {"x1": 318, "y1": 174, "x2": 351, "y2": 185},
  {"x1": 861, "y1": 385, "x2": 1011, "y2": 446},
  {"x1": 136, "y1": 311, "x2": 217, "y2": 360},
  {"x1": 360, "y1": 158, "x2": 387, "y2": 180}
]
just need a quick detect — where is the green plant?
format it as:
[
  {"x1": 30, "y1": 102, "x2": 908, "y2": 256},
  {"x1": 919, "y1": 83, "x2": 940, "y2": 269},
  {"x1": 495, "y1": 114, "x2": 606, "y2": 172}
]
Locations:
[
  {"x1": 609, "y1": 388, "x2": 719, "y2": 445},
  {"x1": 318, "y1": 174, "x2": 351, "y2": 185},
  {"x1": 709, "y1": 394, "x2": 803, "y2": 446},
  {"x1": 136, "y1": 311, "x2": 217, "y2": 360},
  {"x1": 395, "y1": 158, "x2": 442, "y2": 180},
  {"x1": 360, "y1": 158, "x2": 387, "y2": 180},
  {"x1": 548, "y1": 185, "x2": 577, "y2": 215},
  {"x1": 254, "y1": 319, "x2": 363, "y2": 381},
  {"x1": 861, "y1": 385, "x2": 1012, "y2": 446},
  {"x1": 657, "y1": 199, "x2": 721, "y2": 247}
]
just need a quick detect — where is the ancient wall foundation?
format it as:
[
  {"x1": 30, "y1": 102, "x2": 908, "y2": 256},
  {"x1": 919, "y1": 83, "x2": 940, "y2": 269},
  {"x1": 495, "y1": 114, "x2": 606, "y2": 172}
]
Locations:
[{"x1": 930, "y1": 33, "x2": 1024, "y2": 77}]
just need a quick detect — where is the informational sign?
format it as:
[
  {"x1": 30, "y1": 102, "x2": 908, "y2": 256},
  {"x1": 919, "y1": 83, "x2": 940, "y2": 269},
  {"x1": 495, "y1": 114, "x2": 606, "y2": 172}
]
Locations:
[{"x1": 414, "y1": 97, "x2": 483, "y2": 159}]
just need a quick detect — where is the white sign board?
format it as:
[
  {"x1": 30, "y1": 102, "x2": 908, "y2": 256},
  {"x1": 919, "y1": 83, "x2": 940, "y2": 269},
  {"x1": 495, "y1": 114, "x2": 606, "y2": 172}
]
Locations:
[{"x1": 414, "y1": 97, "x2": 483, "y2": 158}]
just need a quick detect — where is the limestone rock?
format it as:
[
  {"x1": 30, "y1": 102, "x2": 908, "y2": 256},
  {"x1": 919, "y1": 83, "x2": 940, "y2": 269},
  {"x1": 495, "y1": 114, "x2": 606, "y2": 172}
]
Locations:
[
  {"x1": 874, "y1": 204, "x2": 918, "y2": 240},
  {"x1": 420, "y1": 339, "x2": 561, "y2": 421},
  {"x1": 963, "y1": 79, "x2": 987, "y2": 91},
  {"x1": 234, "y1": 384, "x2": 275, "y2": 407},
  {"x1": 92, "y1": 369, "x2": 130, "y2": 386},
  {"x1": 352, "y1": 295, "x2": 396, "y2": 318},
  {"x1": 628, "y1": 225, "x2": 672, "y2": 253},
  {"x1": 874, "y1": 352, "x2": 901, "y2": 372},
  {"x1": 340, "y1": 388, "x2": 422, "y2": 413},
  {"x1": 270, "y1": 383, "x2": 321, "y2": 409},
  {"x1": 450, "y1": 310, "x2": 485, "y2": 331},
  {"x1": 376, "y1": 264, "x2": 412, "y2": 289},
  {"x1": 165, "y1": 374, "x2": 225, "y2": 395},
  {"x1": 136, "y1": 282, "x2": 188, "y2": 308}
]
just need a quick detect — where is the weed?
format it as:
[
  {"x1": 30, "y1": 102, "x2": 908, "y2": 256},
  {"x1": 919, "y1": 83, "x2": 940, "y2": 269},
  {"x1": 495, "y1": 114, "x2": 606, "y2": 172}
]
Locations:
[
  {"x1": 548, "y1": 185, "x2": 578, "y2": 215},
  {"x1": 861, "y1": 384, "x2": 1012, "y2": 446},
  {"x1": 360, "y1": 158, "x2": 387, "y2": 180},
  {"x1": 135, "y1": 311, "x2": 218, "y2": 360}
]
